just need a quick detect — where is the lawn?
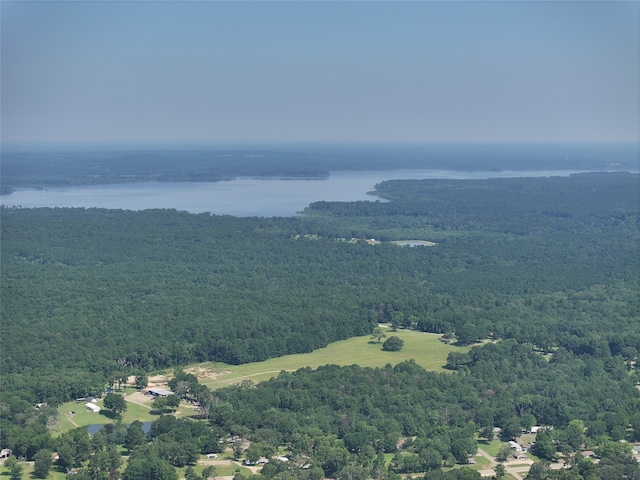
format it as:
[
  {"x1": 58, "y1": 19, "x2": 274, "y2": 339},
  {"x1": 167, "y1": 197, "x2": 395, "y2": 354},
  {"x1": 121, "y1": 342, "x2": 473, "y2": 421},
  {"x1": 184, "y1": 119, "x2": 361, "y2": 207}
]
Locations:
[
  {"x1": 54, "y1": 390, "x2": 161, "y2": 435},
  {"x1": 194, "y1": 329, "x2": 470, "y2": 390},
  {"x1": 477, "y1": 439, "x2": 507, "y2": 457}
]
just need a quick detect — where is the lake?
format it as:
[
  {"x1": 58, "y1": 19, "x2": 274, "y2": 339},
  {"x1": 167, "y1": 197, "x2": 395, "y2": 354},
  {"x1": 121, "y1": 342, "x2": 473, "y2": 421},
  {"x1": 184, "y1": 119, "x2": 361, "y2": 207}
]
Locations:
[{"x1": 1, "y1": 169, "x2": 600, "y2": 217}]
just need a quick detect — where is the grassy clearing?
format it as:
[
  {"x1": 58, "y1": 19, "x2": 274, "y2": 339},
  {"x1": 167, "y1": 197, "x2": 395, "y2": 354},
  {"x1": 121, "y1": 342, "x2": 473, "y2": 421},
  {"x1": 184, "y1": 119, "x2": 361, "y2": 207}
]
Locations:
[
  {"x1": 55, "y1": 401, "x2": 156, "y2": 435},
  {"x1": 54, "y1": 390, "x2": 170, "y2": 435},
  {"x1": 477, "y1": 439, "x2": 506, "y2": 457},
  {"x1": 470, "y1": 454, "x2": 491, "y2": 467},
  {"x1": 0, "y1": 462, "x2": 67, "y2": 480},
  {"x1": 52, "y1": 330, "x2": 469, "y2": 432},
  {"x1": 194, "y1": 329, "x2": 470, "y2": 390}
]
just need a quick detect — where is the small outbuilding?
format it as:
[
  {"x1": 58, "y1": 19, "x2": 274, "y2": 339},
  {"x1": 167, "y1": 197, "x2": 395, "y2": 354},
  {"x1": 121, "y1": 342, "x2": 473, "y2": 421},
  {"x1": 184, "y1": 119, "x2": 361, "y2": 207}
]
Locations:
[
  {"x1": 85, "y1": 403, "x2": 101, "y2": 413},
  {"x1": 508, "y1": 441, "x2": 523, "y2": 451},
  {"x1": 147, "y1": 387, "x2": 174, "y2": 397}
]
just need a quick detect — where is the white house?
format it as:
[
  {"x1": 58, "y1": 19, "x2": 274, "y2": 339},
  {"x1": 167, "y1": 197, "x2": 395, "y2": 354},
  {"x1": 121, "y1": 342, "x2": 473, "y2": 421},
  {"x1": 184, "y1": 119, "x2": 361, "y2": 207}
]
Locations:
[
  {"x1": 85, "y1": 403, "x2": 101, "y2": 413},
  {"x1": 508, "y1": 441, "x2": 523, "y2": 451}
]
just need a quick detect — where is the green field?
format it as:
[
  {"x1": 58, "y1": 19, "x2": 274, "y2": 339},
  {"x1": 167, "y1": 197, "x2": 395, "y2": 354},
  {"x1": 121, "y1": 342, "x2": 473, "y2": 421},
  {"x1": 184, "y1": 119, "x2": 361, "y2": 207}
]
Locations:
[
  {"x1": 191, "y1": 329, "x2": 470, "y2": 390},
  {"x1": 55, "y1": 399, "x2": 158, "y2": 435},
  {"x1": 53, "y1": 385, "x2": 201, "y2": 435},
  {"x1": 51, "y1": 329, "x2": 468, "y2": 433},
  {"x1": 477, "y1": 439, "x2": 508, "y2": 457}
]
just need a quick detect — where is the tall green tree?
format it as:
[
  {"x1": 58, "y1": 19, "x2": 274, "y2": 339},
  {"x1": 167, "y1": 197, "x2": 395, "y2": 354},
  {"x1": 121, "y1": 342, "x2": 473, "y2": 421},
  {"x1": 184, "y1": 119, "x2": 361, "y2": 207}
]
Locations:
[
  {"x1": 103, "y1": 393, "x2": 127, "y2": 417},
  {"x1": 33, "y1": 449, "x2": 52, "y2": 479},
  {"x1": 382, "y1": 336, "x2": 404, "y2": 352},
  {"x1": 124, "y1": 421, "x2": 146, "y2": 451}
]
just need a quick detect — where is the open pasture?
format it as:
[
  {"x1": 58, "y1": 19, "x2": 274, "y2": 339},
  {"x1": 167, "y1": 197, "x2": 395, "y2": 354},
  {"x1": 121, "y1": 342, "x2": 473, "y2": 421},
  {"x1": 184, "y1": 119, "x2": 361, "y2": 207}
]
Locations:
[
  {"x1": 51, "y1": 330, "x2": 468, "y2": 432},
  {"x1": 193, "y1": 329, "x2": 470, "y2": 390}
]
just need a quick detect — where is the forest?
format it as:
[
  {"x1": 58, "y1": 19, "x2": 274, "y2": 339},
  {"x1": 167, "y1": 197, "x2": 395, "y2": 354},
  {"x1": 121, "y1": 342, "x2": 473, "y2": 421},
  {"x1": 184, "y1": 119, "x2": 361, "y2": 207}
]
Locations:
[{"x1": 1, "y1": 171, "x2": 639, "y2": 479}]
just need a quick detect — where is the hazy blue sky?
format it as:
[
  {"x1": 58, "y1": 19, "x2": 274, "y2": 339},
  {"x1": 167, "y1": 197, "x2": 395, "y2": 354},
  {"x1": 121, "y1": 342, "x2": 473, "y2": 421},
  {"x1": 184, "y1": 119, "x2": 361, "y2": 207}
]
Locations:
[{"x1": 2, "y1": 1, "x2": 638, "y2": 145}]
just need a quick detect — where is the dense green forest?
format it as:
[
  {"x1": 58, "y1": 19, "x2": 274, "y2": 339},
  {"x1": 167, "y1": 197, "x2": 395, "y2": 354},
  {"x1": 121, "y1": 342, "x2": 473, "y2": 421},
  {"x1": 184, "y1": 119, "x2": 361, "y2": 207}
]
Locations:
[{"x1": 1, "y1": 172, "x2": 639, "y2": 478}]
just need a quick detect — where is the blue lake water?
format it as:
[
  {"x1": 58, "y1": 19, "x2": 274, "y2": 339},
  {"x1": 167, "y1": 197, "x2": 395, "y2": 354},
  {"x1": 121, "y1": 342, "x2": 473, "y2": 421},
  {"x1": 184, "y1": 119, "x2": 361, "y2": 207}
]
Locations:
[{"x1": 1, "y1": 169, "x2": 602, "y2": 217}]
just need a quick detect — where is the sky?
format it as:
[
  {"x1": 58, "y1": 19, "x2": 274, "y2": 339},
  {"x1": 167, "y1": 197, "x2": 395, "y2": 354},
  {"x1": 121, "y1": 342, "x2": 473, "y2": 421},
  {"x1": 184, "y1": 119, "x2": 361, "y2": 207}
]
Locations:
[{"x1": 1, "y1": 1, "x2": 638, "y2": 145}]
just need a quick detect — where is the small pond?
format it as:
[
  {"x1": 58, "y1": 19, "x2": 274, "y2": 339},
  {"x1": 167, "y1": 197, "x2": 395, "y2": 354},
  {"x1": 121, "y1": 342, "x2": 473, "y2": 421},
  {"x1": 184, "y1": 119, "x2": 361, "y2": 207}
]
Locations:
[
  {"x1": 392, "y1": 240, "x2": 438, "y2": 247},
  {"x1": 87, "y1": 421, "x2": 152, "y2": 435}
]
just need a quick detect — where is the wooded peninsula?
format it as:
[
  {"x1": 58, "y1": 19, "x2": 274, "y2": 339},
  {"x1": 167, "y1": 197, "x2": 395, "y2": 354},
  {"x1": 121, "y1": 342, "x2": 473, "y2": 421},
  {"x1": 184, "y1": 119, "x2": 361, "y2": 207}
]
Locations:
[{"x1": 1, "y1": 166, "x2": 639, "y2": 480}]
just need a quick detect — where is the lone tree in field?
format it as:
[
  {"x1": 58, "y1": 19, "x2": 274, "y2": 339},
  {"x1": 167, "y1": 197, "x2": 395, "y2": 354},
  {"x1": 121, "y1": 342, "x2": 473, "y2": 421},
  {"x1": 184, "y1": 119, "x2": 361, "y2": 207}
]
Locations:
[
  {"x1": 382, "y1": 336, "x2": 404, "y2": 352},
  {"x1": 370, "y1": 327, "x2": 387, "y2": 343}
]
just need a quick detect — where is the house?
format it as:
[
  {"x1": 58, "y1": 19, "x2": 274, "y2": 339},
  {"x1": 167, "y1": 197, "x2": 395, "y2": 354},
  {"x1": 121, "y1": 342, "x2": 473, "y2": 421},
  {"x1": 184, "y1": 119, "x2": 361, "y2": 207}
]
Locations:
[
  {"x1": 85, "y1": 402, "x2": 101, "y2": 413},
  {"x1": 508, "y1": 441, "x2": 523, "y2": 451}
]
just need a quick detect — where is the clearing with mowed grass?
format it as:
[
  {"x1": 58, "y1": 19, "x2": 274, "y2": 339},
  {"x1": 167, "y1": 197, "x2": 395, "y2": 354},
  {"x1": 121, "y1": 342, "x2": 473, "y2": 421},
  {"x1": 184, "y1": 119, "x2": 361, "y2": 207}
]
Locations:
[
  {"x1": 188, "y1": 329, "x2": 471, "y2": 390},
  {"x1": 52, "y1": 329, "x2": 470, "y2": 433}
]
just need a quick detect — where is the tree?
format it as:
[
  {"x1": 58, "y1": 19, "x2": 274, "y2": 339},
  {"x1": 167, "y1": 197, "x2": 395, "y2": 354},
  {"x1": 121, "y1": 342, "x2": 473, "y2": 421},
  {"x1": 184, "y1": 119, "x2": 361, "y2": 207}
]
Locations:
[
  {"x1": 495, "y1": 445, "x2": 512, "y2": 463},
  {"x1": 123, "y1": 455, "x2": 178, "y2": 480},
  {"x1": 33, "y1": 449, "x2": 53, "y2": 479},
  {"x1": 56, "y1": 442, "x2": 75, "y2": 470},
  {"x1": 107, "y1": 445, "x2": 122, "y2": 480},
  {"x1": 201, "y1": 466, "x2": 216, "y2": 480},
  {"x1": 7, "y1": 458, "x2": 23, "y2": 480},
  {"x1": 88, "y1": 448, "x2": 109, "y2": 480},
  {"x1": 526, "y1": 461, "x2": 551, "y2": 480},
  {"x1": 245, "y1": 444, "x2": 261, "y2": 464},
  {"x1": 419, "y1": 447, "x2": 442, "y2": 470},
  {"x1": 125, "y1": 421, "x2": 146, "y2": 451},
  {"x1": 455, "y1": 323, "x2": 481, "y2": 345},
  {"x1": 135, "y1": 373, "x2": 148, "y2": 390},
  {"x1": 382, "y1": 336, "x2": 404, "y2": 352},
  {"x1": 531, "y1": 429, "x2": 556, "y2": 461},
  {"x1": 185, "y1": 466, "x2": 199, "y2": 480},
  {"x1": 233, "y1": 444, "x2": 243, "y2": 461},
  {"x1": 446, "y1": 352, "x2": 469, "y2": 370},
  {"x1": 9, "y1": 464, "x2": 23, "y2": 480},
  {"x1": 564, "y1": 419, "x2": 585, "y2": 452},
  {"x1": 370, "y1": 327, "x2": 387, "y2": 344},
  {"x1": 390, "y1": 312, "x2": 404, "y2": 332},
  {"x1": 165, "y1": 394, "x2": 180, "y2": 411},
  {"x1": 520, "y1": 412, "x2": 536, "y2": 433},
  {"x1": 103, "y1": 393, "x2": 127, "y2": 417},
  {"x1": 153, "y1": 395, "x2": 179, "y2": 413},
  {"x1": 479, "y1": 426, "x2": 494, "y2": 441}
]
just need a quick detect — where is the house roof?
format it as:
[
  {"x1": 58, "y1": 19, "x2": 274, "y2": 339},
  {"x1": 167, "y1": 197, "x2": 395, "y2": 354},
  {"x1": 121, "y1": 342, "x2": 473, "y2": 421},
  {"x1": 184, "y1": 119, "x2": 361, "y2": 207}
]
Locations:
[{"x1": 148, "y1": 387, "x2": 174, "y2": 396}]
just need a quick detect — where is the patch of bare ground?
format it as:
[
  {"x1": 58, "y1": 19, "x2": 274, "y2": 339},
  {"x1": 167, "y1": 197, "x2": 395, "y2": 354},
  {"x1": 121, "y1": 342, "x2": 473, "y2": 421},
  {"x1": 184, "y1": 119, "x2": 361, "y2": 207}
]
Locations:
[
  {"x1": 148, "y1": 374, "x2": 170, "y2": 386},
  {"x1": 125, "y1": 392, "x2": 152, "y2": 409},
  {"x1": 185, "y1": 366, "x2": 232, "y2": 380},
  {"x1": 65, "y1": 412, "x2": 79, "y2": 427}
]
